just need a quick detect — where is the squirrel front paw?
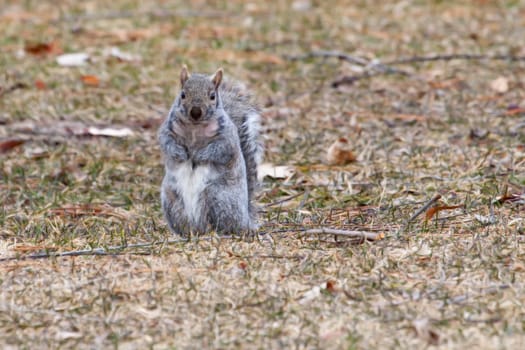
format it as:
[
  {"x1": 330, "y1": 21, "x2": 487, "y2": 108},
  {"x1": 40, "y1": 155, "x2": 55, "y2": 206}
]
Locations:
[
  {"x1": 193, "y1": 141, "x2": 234, "y2": 166},
  {"x1": 167, "y1": 143, "x2": 189, "y2": 162}
]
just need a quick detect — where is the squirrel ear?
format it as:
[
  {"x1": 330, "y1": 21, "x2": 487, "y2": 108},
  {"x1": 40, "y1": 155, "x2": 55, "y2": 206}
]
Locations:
[
  {"x1": 180, "y1": 65, "x2": 189, "y2": 86},
  {"x1": 211, "y1": 68, "x2": 223, "y2": 89}
]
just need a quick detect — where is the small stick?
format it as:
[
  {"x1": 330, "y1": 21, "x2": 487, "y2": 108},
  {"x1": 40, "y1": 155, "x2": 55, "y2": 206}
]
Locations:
[
  {"x1": 263, "y1": 192, "x2": 303, "y2": 208},
  {"x1": 396, "y1": 194, "x2": 442, "y2": 236},
  {"x1": 386, "y1": 53, "x2": 525, "y2": 65},
  {"x1": 0, "y1": 236, "x2": 237, "y2": 262},
  {"x1": 301, "y1": 228, "x2": 383, "y2": 241},
  {"x1": 284, "y1": 50, "x2": 370, "y2": 66},
  {"x1": 0, "y1": 83, "x2": 27, "y2": 98},
  {"x1": 331, "y1": 71, "x2": 388, "y2": 87},
  {"x1": 407, "y1": 194, "x2": 442, "y2": 224},
  {"x1": 289, "y1": 51, "x2": 525, "y2": 87},
  {"x1": 287, "y1": 51, "x2": 525, "y2": 67},
  {"x1": 285, "y1": 50, "x2": 409, "y2": 77}
]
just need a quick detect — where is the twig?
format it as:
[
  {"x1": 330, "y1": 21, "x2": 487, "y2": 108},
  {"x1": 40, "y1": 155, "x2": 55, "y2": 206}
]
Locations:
[
  {"x1": 229, "y1": 253, "x2": 304, "y2": 260},
  {"x1": 289, "y1": 51, "x2": 525, "y2": 67},
  {"x1": 2, "y1": 226, "x2": 386, "y2": 262},
  {"x1": 284, "y1": 50, "x2": 370, "y2": 66},
  {"x1": 297, "y1": 190, "x2": 310, "y2": 210},
  {"x1": 301, "y1": 228, "x2": 383, "y2": 241},
  {"x1": 285, "y1": 50, "x2": 410, "y2": 85},
  {"x1": 407, "y1": 194, "x2": 442, "y2": 223},
  {"x1": 397, "y1": 194, "x2": 442, "y2": 236},
  {"x1": 331, "y1": 70, "x2": 403, "y2": 87},
  {"x1": 288, "y1": 50, "x2": 525, "y2": 87},
  {"x1": 263, "y1": 192, "x2": 303, "y2": 208},
  {"x1": 0, "y1": 236, "x2": 234, "y2": 262},
  {"x1": 0, "y1": 83, "x2": 27, "y2": 98},
  {"x1": 385, "y1": 53, "x2": 525, "y2": 65}
]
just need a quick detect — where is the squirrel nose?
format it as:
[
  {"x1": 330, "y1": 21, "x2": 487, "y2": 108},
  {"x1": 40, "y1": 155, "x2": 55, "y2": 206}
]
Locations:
[{"x1": 190, "y1": 107, "x2": 202, "y2": 120}]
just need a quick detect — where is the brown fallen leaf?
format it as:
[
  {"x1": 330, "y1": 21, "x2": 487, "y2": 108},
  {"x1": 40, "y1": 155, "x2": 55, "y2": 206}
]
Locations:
[
  {"x1": 24, "y1": 146, "x2": 48, "y2": 159},
  {"x1": 0, "y1": 139, "x2": 25, "y2": 153},
  {"x1": 326, "y1": 137, "x2": 357, "y2": 165},
  {"x1": 476, "y1": 94, "x2": 502, "y2": 102},
  {"x1": 511, "y1": 261, "x2": 525, "y2": 272},
  {"x1": 428, "y1": 78, "x2": 465, "y2": 90},
  {"x1": 389, "y1": 114, "x2": 426, "y2": 122},
  {"x1": 34, "y1": 79, "x2": 47, "y2": 90},
  {"x1": 80, "y1": 75, "x2": 100, "y2": 86},
  {"x1": 505, "y1": 106, "x2": 525, "y2": 116},
  {"x1": 24, "y1": 41, "x2": 60, "y2": 56},
  {"x1": 496, "y1": 193, "x2": 524, "y2": 204},
  {"x1": 425, "y1": 204, "x2": 463, "y2": 221},
  {"x1": 325, "y1": 279, "x2": 340, "y2": 294}
]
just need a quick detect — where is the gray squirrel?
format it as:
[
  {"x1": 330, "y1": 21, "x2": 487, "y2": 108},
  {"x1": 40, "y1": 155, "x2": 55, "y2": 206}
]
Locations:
[{"x1": 158, "y1": 66, "x2": 262, "y2": 235}]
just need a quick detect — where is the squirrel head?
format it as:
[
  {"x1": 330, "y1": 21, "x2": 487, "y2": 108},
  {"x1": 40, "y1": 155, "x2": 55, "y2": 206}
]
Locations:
[{"x1": 175, "y1": 66, "x2": 223, "y2": 124}]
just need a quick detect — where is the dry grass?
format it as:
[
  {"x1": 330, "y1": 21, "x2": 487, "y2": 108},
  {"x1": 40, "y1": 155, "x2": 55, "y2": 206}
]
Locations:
[{"x1": 1, "y1": 0, "x2": 525, "y2": 348}]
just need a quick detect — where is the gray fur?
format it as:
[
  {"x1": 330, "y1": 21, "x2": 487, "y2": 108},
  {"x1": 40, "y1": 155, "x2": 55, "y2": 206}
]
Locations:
[
  {"x1": 158, "y1": 67, "x2": 260, "y2": 235},
  {"x1": 219, "y1": 81, "x2": 263, "y2": 224}
]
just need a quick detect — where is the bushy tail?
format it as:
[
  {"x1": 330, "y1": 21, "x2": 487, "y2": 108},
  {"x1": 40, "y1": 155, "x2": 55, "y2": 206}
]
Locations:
[{"x1": 219, "y1": 82, "x2": 263, "y2": 224}]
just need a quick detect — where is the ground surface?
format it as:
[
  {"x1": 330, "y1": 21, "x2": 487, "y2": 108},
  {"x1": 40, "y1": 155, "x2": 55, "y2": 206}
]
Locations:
[{"x1": 1, "y1": 0, "x2": 525, "y2": 349}]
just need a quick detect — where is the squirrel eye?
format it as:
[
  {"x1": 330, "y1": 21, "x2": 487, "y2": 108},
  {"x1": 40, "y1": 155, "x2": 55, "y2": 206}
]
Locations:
[
  {"x1": 210, "y1": 92, "x2": 216, "y2": 101},
  {"x1": 181, "y1": 91, "x2": 186, "y2": 99}
]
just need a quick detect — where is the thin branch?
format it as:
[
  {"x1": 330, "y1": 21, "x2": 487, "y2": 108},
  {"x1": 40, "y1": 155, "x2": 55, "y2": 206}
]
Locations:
[
  {"x1": 301, "y1": 228, "x2": 383, "y2": 241},
  {"x1": 407, "y1": 194, "x2": 442, "y2": 224},
  {"x1": 0, "y1": 83, "x2": 27, "y2": 98},
  {"x1": 396, "y1": 194, "x2": 442, "y2": 236},
  {"x1": 331, "y1": 70, "x2": 404, "y2": 87},
  {"x1": 228, "y1": 253, "x2": 304, "y2": 260},
  {"x1": 284, "y1": 50, "x2": 370, "y2": 66},
  {"x1": 297, "y1": 190, "x2": 310, "y2": 210},
  {"x1": 285, "y1": 50, "x2": 410, "y2": 85},
  {"x1": 2, "y1": 226, "x2": 387, "y2": 262},
  {"x1": 263, "y1": 192, "x2": 303, "y2": 208},
  {"x1": 386, "y1": 53, "x2": 525, "y2": 65},
  {"x1": 289, "y1": 51, "x2": 525, "y2": 67},
  {"x1": 0, "y1": 236, "x2": 233, "y2": 262},
  {"x1": 288, "y1": 50, "x2": 525, "y2": 87}
]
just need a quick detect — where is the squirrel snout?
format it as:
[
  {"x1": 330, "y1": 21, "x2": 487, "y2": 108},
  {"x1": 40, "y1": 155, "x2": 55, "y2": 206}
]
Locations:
[{"x1": 190, "y1": 106, "x2": 203, "y2": 120}]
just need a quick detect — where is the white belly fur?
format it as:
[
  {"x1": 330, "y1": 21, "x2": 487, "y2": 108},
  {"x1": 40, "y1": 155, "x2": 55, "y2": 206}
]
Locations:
[{"x1": 169, "y1": 161, "x2": 213, "y2": 224}]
